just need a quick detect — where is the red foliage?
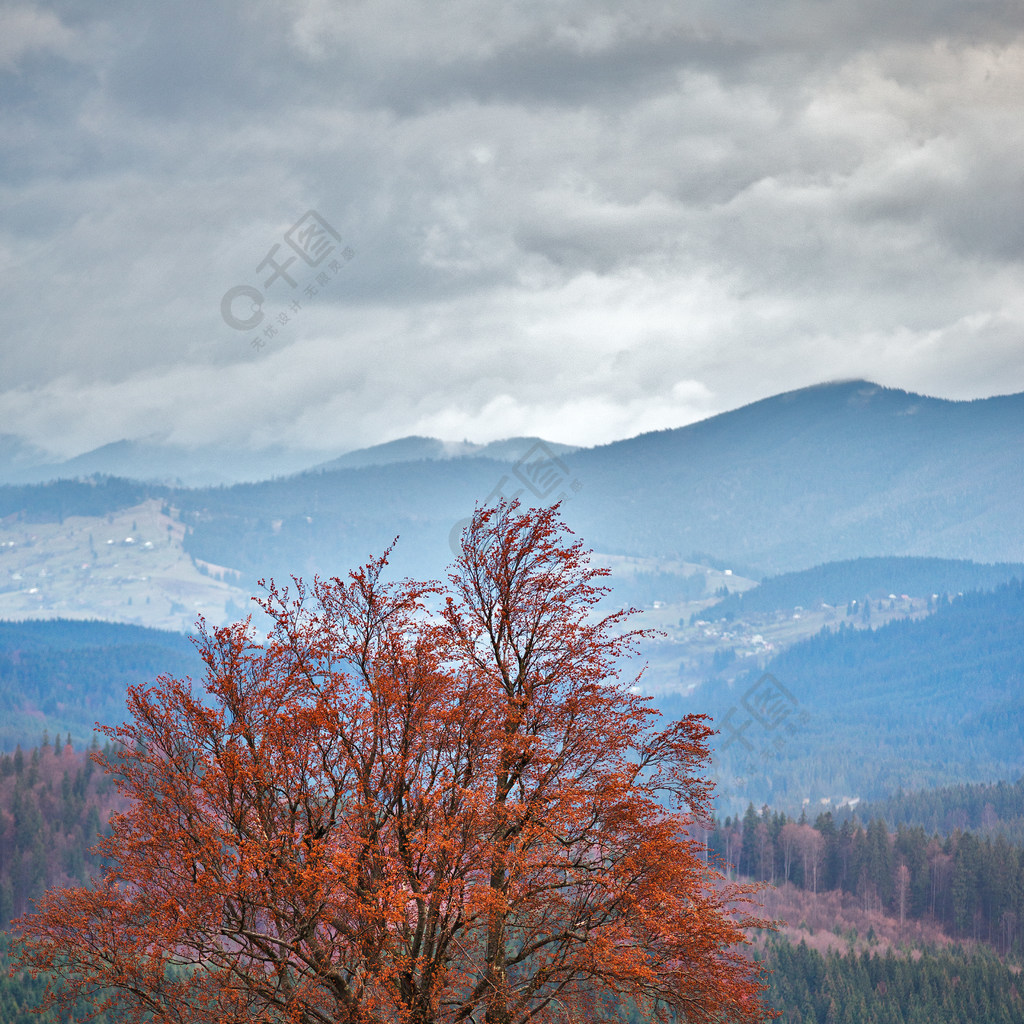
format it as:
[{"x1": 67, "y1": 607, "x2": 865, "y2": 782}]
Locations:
[{"x1": 12, "y1": 503, "x2": 774, "y2": 1023}]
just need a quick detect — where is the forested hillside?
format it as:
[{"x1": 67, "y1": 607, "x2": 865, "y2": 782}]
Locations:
[
  {"x1": 0, "y1": 620, "x2": 202, "y2": 751},
  {"x1": 0, "y1": 931, "x2": 121, "y2": 1024},
  {"x1": 761, "y1": 939, "x2": 1024, "y2": 1024},
  {"x1": 4, "y1": 383, "x2": 1023, "y2": 588},
  {"x1": 705, "y1": 556, "x2": 1024, "y2": 620},
  {"x1": 710, "y1": 797, "x2": 1024, "y2": 954},
  {"x1": 0, "y1": 478, "x2": 160, "y2": 523},
  {"x1": 1, "y1": 745, "x2": 1022, "y2": 1022},
  {"x1": 668, "y1": 580, "x2": 1024, "y2": 808},
  {"x1": 0, "y1": 742, "x2": 132, "y2": 1022},
  {"x1": 3, "y1": 578, "x2": 1023, "y2": 814},
  {"x1": 0, "y1": 741, "x2": 123, "y2": 929},
  {"x1": 835, "y1": 778, "x2": 1024, "y2": 843}
]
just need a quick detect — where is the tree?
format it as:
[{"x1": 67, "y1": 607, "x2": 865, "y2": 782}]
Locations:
[
  {"x1": 779, "y1": 824, "x2": 802, "y2": 885},
  {"x1": 926, "y1": 840, "x2": 952, "y2": 921},
  {"x1": 755, "y1": 820, "x2": 773, "y2": 884},
  {"x1": 895, "y1": 861, "x2": 911, "y2": 937},
  {"x1": 794, "y1": 826, "x2": 824, "y2": 896},
  {"x1": 740, "y1": 804, "x2": 760, "y2": 878},
  {"x1": 13, "y1": 503, "x2": 772, "y2": 1024}
]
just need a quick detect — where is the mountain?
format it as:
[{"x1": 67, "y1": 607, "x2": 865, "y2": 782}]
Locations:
[
  {"x1": 0, "y1": 438, "x2": 342, "y2": 488},
  {"x1": 0, "y1": 618, "x2": 203, "y2": 751},
  {"x1": 703, "y1": 556, "x2": 1024, "y2": 620},
  {"x1": 312, "y1": 435, "x2": 577, "y2": 472},
  {"x1": 1, "y1": 379, "x2": 1022, "y2": 609},
  {"x1": 563, "y1": 380, "x2": 1024, "y2": 573},
  {"x1": 168, "y1": 379, "x2": 1024, "y2": 583},
  {"x1": 0, "y1": 434, "x2": 578, "y2": 488},
  {"x1": 661, "y1": 579, "x2": 1024, "y2": 813}
]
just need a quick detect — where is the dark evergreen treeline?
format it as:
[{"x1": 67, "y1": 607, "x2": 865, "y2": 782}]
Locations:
[
  {"x1": 6, "y1": 932, "x2": 1018, "y2": 1024},
  {"x1": 834, "y1": 777, "x2": 1024, "y2": 843},
  {"x1": 0, "y1": 740, "x2": 134, "y2": 1022},
  {"x1": 705, "y1": 555, "x2": 1024, "y2": 619},
  {"x1": 710, "y1": 803, "x2": 1024, "y2": 954},
  {"x1": 761, "y1": 937, "x2": 1024, "y2": 1024},
  {"x1": 0, "y1": 618, "x2": 202, "y2": 752},
  {"x1": 0, "y1": 930, "x2": 124, "y2": 1024},
  {"x1": 0, "y1": 617, "x2": 197, "y2": 655},
  {"x1": 0, "y1": 478, "x2": 161, "y2": 523}
]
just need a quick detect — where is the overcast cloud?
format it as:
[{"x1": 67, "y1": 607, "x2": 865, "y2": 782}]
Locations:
[{"x1": 1, "y1": 0, "x2": 1022, "y2": 458}]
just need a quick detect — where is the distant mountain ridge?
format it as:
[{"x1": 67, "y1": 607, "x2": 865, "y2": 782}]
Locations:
[
  {"x1": 0, "y1": 434, "x2": 577, "y2": 488},
  {"x1": 564, "y1": 380, "x2": 1024, "y2": 573},
  {"x1": 0, "y1": 437, "x2": 339, "y2": 487},
  {"x1": 309, "y1": 436, "x2": 578, "y2": 473},
  {"x1": 2, "y1": 380, "x2": 1022, "y2": 583},
  {"x1": 166, "y1": 379, "x2": 1024, "y2": 580},
  {"x1": 704, "y1": 556, "x2": 1024, "y2": 619}
]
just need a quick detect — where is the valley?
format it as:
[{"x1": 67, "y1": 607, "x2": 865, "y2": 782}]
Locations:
[{"x1": 0, "y1": 380, "x2": 1022, "y2": 1022}]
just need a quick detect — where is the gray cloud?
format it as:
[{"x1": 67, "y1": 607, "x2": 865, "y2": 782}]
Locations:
[{"x1": 1, "y1": 0, "x2": 1022, "y2": 460}]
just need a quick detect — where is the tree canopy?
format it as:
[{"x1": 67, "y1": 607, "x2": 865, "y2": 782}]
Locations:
[{"x1": 13, "y1": 502, "x2": 771, "y2": 1024}]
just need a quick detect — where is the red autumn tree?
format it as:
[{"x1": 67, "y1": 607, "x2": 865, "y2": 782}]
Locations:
[{"x1": 13, "y1": 502, "x2": 772, "y2": 1024}]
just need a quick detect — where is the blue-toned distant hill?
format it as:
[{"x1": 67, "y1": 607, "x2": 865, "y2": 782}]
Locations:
[
  {"x1": 661, "y1": 579, "x2": 1024, "y2": 812},
  {"x1": 171, "y1": 380, "x2": 1024, "y2": 581},
  {"x1": 0, "y1": 619, "x2": 202, "y2": 751},
  {"x1": 564, "y1": 380, "x2": 1024, "y2": 574},
  {"x1": 0, "y1": 437, "x2": 339, "y2": 487},
  {"x1": 2, "y1": 380, "x2": 1022, "y2": 585},
  {"x1": 0, "y1": 434, "x2": 577, "y2": 488},
  {"x1": 312, "y1": 435, "x2": 578, "y2": 472},
  {"x1": 703, "y1": 556, "x2": 1024, "y2": 620}
]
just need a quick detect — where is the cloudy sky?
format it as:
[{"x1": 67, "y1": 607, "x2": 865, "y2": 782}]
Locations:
[{"x1": 2, "y1": 0, "x2": 1023, "y2": 459}]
